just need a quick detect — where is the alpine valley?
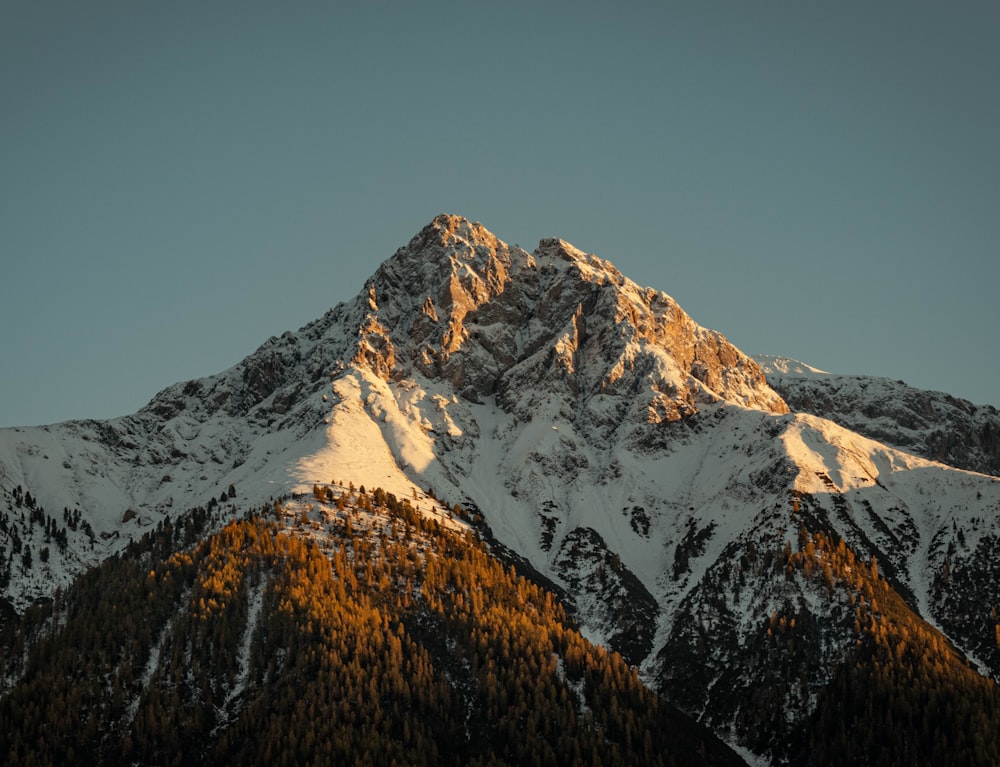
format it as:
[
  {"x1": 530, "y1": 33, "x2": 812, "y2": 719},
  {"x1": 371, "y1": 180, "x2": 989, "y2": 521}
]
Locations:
[{"x1": 2, "y1": 215, "x2": 999, "y2": 766}]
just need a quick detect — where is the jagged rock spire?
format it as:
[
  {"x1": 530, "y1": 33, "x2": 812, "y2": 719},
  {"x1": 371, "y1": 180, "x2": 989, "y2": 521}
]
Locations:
[{"x1": 350, "y1": 214, "x2": 787, "y2": 416}]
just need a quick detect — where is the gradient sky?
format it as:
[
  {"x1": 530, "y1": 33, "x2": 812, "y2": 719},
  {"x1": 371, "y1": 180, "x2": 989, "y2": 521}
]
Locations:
[{"x1": 2, "y1": 2, "x2": 998, "y2": 427}]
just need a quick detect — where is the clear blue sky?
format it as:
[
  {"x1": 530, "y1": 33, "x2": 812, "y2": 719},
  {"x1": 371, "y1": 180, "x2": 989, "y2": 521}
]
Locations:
[{"x1": 2, "y1": 2, "x2": 998, "y2": 427}]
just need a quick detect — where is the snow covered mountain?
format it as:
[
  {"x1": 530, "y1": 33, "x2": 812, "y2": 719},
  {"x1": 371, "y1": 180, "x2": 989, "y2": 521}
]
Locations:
[
  {"x1": 3, "y1": 215, "x2": 1000, "y2": 764},
  {"x1": 756, "y1": 355, "x2": 1000, "y2": 477}
]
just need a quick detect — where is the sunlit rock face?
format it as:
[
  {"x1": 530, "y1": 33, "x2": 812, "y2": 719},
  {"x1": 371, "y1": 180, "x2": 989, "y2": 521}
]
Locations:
[{"x1": 360, "y1": 214, "x2": 788, "y2": 421}]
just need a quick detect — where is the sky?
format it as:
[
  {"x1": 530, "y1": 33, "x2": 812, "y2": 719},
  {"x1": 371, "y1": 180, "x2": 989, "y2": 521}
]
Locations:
[{"x1": 1, "y1": 2, "x2": 998, "y2": 427}]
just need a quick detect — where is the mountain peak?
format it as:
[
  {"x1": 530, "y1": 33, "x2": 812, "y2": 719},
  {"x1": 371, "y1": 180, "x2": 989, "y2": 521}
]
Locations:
[
  {"x1": 372, "y1": 215, "x2": 521, "y2": 309},
  {"x1": 351, "y1": 217, "x2": 787, "y2": 417},
  {"x1": 754, "y1": 355, "x2": 831, "y2": 378},
  {"x1": 536, "y1": 236, "x2": 586, "y2": 260},
  {"x1": 404, "y1": 214, "x2": 509, "y2": 264}
]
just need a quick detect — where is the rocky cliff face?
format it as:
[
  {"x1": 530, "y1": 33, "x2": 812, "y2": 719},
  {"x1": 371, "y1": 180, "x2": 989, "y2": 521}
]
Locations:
[{"x1": 361, "y1": 215, "x2": 788, "y2": 420}]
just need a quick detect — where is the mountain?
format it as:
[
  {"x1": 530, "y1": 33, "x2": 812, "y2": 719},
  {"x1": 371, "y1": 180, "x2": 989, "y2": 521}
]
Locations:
[
  {"x1": 3, "y1": 215, "x2": 1000, "y2": 766},
  {"x1": 756, "y1": 355, "x2": 1000, "y2": 477}
]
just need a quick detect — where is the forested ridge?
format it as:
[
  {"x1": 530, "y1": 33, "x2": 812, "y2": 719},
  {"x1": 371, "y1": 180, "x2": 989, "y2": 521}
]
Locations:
[
  {"x1": 5, "y1": 482, "x2": 1000, "y2": 766},
  {"x1": 785, "y1": 529, "x2": 1000, "y2": 766},
  {"x1": 653, "y1": 496, "x2": 1000, "y2": 767},
  {"x1": 0, "y1": 487, "x2": 741, "y2": 767}
]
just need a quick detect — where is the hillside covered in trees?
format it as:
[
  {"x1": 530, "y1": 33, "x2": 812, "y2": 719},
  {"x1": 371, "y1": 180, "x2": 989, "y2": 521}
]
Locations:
[
  {"x1": 4, "y1": 481, "x2": 1000, "y2": 766},
  {"x1": 0, "y1": 487, "x2": 742, "y2": 767}
]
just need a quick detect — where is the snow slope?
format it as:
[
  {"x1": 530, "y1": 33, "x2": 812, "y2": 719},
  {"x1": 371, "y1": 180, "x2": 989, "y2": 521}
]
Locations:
[{"x1": 757, "y1": 355, "x2": 1000, "y2": 477}]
